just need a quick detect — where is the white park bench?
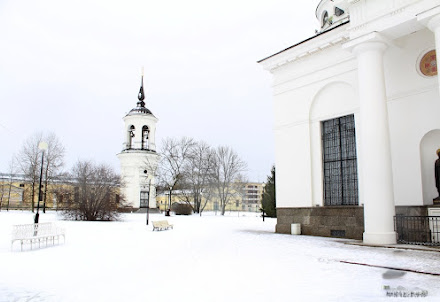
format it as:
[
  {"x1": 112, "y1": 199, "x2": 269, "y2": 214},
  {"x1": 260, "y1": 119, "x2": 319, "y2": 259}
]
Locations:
[
  {"x1": 152, "y1": 220, "x2": 173, "y2": 231},
  {"x1": 11, "y1": 222, "x2": 66, "y2": 251}
]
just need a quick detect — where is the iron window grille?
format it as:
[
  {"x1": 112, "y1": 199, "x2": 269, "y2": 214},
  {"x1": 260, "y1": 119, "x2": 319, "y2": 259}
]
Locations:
[{"x1": 322, "y1": 114, "x2": 359, "y2": 206}]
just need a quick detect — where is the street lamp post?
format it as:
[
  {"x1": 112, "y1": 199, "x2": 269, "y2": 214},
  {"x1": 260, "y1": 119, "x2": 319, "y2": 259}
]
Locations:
[
  {"x1": 34, "y1": 141, "x2": 48, "y2": 224},
  {"x1": 146, "y1": 179, "x2": 151, "y2": 225},
  {"x1": 166, "y1": 186, "x2": 172, "y2": 216},
  {"x1": 199, "y1": 192, "x2": 203, "y2": 217},
  {"x1": 143, "y1": 170, "x2": 150, "y2": 225}
]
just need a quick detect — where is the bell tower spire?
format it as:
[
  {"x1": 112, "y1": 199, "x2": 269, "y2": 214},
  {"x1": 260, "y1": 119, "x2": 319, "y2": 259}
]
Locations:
[{"x1": 137, "y1": 67, "x2": 145, "y2": 107}]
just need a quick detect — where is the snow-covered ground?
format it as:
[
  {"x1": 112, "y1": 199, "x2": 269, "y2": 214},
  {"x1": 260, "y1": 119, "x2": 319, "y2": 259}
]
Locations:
[{"x1": 0, "y1": 210, "x2": 439, "y2": 302}]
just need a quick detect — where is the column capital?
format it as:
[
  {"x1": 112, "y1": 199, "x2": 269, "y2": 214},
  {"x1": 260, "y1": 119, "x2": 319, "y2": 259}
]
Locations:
[
  {"x1": 342, "y1": 32, "x2": 391, "y2": 55},
  {"x1": 418, "y1": 6, "x2": 440, "y2": 32}
]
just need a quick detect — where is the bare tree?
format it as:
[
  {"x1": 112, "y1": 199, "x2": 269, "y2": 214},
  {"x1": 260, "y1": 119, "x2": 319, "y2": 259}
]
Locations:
[
  {"x1": 63, "y1": 160, "x2": 123, "y2": 221},
  {"x1": 158, "y1": 137, "x2": 195, "y2": 189},
  {"x1": 180, "y1": 141, "x2": 216, "y2": 213},
  {"x1": 157, "y1": 137, "x2": 196, "y2": 209},
  {"x1": 0, "y1": 181, "x2": 5, "y2": 211},
  {"x1": 5, "y1": 158, "x2": 18, "y2": 211},
  {"x1": 212, "y1": 146, "x2": 247, "y2": 215},
  {"x1": 16, "y1": 132, "x2": 65, "y2": 212},
  {"x1": 234, "y1": 173, "x2": 249, "y2": 212},
  {"x1": 42, "y1": 133, "x2": 65, "y2": 212},
  {"x1": 199, "y1": 182, "x2": 216, "y2": 216},
  {"x1": 16, "y1": 132, "x2": 43, "y2": 212}
]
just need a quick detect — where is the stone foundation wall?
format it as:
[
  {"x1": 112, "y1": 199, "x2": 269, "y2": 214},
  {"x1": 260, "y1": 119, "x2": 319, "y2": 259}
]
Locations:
[
  {"x1": 276, "y1": 205, "x2": 438, "y2": 240},
  {"x1": 276, "y1": 207, "x2": 364, "y2": 240}
]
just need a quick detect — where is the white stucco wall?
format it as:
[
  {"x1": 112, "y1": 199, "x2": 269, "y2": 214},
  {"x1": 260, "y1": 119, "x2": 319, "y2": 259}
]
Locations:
[
  {"x1": 385, "y1": 29, "x2": 440, "y2": 206},
  {"x1": 118, "y1": 151, "x2": 159, "y2": 208},
  {"x1": 262, "y1": 0, "x2": 440, "y2": 210},
  {"x1": 274, "y1": 123, "x2": 312, "y2": 208},
  {"x1": 271, "y1": 40, "x2": 361, "y2": 208}
]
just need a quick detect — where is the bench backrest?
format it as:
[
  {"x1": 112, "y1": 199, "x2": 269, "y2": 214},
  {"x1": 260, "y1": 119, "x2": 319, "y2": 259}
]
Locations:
[
  {"x1": 12, "y1": 223, "x2": 64, "y2": 239},
  {"x1": 152, "y1": 220, "x2": 170, "y2": 227}
]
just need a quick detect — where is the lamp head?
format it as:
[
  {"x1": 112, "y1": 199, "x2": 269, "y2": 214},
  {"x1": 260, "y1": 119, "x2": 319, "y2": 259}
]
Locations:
[{"x1": 38, "y1": 142, "x2": 48, "y2": 151}]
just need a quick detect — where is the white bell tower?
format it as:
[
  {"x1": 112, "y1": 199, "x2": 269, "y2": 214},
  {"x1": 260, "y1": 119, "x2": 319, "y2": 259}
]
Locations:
[{"x1": 117, "y1": 71, "x2": 160, "y2": 209}]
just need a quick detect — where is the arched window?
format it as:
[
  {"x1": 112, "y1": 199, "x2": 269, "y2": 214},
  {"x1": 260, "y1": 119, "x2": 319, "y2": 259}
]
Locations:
[
  {"x1": 142, "y1": 125, "x2": 149, "y2": 150},
  {"x1": 127, "y1": 125, "x2": 135, "y2": 149},
  {"x1": 322, "y1": 11, "x2": 328, "y2": 28}
]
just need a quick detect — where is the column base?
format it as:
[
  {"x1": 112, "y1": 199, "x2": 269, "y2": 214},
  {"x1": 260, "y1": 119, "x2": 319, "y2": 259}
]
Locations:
[{"x1": 363, "y1": 232, "x2": 397, "y2": 245}]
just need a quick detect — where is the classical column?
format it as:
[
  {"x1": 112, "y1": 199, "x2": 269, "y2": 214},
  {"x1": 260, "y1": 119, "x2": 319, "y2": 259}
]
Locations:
[{"x1": 351, "y1": 36, "x2": 397, "y2": 245}]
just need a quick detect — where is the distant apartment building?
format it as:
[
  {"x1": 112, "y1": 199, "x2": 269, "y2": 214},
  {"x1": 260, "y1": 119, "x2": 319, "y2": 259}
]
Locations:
[
  {"x1": 156, "y1": 182, "x2": 265, "y2": 213},
  {"x1": 241, "y1": 183, "x2": 264, "y2": 212}
]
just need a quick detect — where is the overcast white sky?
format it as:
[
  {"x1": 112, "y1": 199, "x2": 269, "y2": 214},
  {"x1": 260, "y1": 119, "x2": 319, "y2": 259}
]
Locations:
[{"x1": 0, "y1": 0, "x2": 320, "y2": 182}]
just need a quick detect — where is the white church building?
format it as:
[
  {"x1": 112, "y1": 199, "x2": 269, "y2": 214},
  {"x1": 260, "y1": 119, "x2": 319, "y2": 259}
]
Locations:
[
  {"x1": 117, "y1": 75, "x2": 160, "y2": 209},
  {"x1": 259, "y1": 0, "x2": 440, "y2": 244}
]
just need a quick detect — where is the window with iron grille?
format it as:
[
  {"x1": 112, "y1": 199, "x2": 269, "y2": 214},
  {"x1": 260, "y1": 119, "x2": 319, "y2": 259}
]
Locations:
[{"x1": 322, "y1": 114, "x2": 359, "y2": 206}]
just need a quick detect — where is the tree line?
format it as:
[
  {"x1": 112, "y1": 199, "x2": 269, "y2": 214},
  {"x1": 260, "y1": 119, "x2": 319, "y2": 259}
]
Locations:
[
  {"x1": 1, "y1": 132, "x2": 65, "y2": 213},
  {"x1": 1, "y1": 133, "x2": 276, "y2": 220},
  {"x1": 1, "y1": 132, "x2": 123, "y2": 220},
  {"x1": 156, "y1": 137, "x2": 247, "y2": 216}
]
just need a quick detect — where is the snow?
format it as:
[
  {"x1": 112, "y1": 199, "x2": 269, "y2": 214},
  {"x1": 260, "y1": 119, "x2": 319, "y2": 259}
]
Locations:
[{"x1": 1, "y1": 211, "x2": 439, "y2": 302}]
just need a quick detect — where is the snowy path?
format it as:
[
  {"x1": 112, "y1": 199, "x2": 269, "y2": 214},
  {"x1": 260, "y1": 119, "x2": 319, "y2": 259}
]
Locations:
[{"x1": 0, "y1": 211, "x2": 439, "y2": 301}]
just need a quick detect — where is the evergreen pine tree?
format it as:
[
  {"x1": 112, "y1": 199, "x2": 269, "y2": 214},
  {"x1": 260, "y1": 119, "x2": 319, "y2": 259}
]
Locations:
[{"x1": 261, "y1": 166, "x2": 276, "y2": 217}]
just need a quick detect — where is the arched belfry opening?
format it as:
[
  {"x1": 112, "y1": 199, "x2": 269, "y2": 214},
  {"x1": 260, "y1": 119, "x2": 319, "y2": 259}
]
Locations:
[
  {"x1": 142, "y1": 125, "x2": 149, "y2": 150},
  {"x1": 127, "y1": 125, "x2": 135, "y2": 149}
]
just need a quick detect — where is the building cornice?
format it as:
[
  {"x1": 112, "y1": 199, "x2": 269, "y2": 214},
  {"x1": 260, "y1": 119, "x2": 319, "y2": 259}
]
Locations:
[
  {"x1": 348, "y1": 0, "x2": 433, "y2": 40},
  {"x1": 259, "y1": 0, "x2": 438, "y2": 73},
  {"x1": 259, "y1": 22, "x2": 350, "y2": 72}
]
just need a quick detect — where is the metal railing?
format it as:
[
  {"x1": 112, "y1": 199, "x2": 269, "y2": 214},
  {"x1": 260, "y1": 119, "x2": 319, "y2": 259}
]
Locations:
[{"x1": 394, "y1": 215, "x2": 440, "y2": 246}]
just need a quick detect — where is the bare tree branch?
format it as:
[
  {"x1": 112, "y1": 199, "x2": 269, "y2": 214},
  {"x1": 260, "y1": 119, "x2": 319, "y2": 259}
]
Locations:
[
  {"x1": 43, "y1": 133, "x2": 65, "y2": 211},
  {"x1": 15, "y1": 132, "x2": 65, "y2": 212},
  {"x1": 15, "y1": 132, "x2": 44, "y2": 212},
  {"x1": 157, "y1": 137, "x2": 196, "y2": 211},
  {"x1": 212, "y1": 146, "x2": 247, "y2": 215},
  {"x1": 180, "y1": 141, "x2": 216, "y2": 213}
]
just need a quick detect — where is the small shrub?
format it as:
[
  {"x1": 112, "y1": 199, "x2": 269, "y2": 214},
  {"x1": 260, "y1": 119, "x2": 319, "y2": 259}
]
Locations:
[{"x1": 172, "y1": 202, "x2": 192, "y2": 215}]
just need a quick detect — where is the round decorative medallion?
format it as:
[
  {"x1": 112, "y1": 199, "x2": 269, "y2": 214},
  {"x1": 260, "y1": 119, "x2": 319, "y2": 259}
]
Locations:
[{"x1": 420, "y1": 50, "x2": 437, "y2": 77}]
